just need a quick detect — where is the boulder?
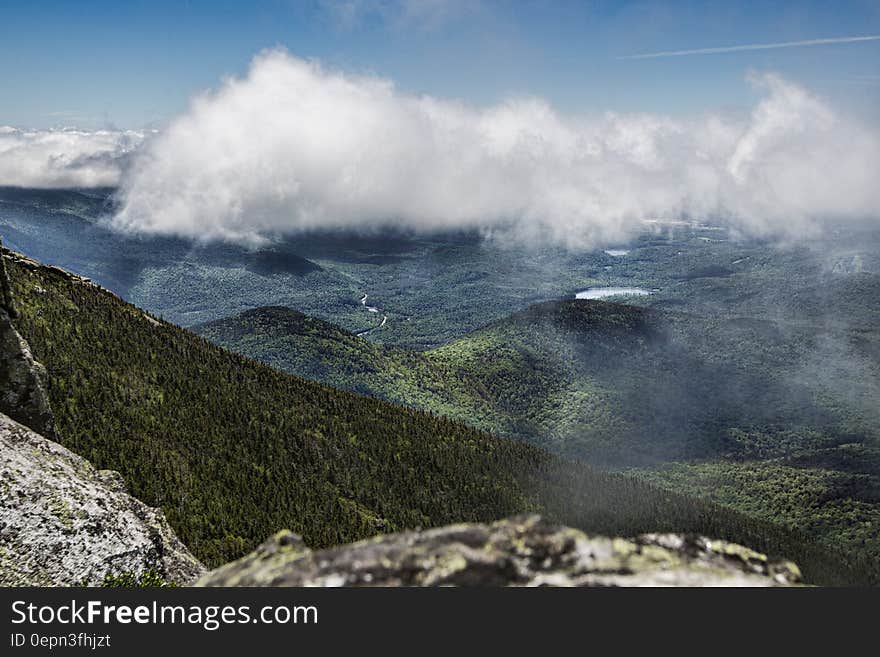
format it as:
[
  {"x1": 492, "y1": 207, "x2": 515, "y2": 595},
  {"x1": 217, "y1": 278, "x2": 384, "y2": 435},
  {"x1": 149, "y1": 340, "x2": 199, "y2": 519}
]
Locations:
[
  {"x1": 0, "y1": 241, "x2": 55, "y2": 438},
  {"x1": 0, "y1": 413, "x2": 204, "y2": 586},
  {"x1": 196, "y1": 515, "x2": 801, "y2": 587}
]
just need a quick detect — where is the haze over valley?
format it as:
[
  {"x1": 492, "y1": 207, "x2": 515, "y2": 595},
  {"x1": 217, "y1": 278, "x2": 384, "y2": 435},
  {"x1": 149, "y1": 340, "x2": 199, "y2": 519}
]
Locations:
[{"x1": 2, "y1": 1, "x2": 879, "y2": 589}]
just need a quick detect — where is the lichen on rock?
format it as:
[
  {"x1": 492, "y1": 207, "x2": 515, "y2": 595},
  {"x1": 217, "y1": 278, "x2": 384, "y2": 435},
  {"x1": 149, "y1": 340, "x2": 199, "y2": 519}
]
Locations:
[
  {"x1": 0, "y1": 412, "x2": 204, "y2": 586},
  {"x1": 196, "y1": 515, "x2": 801, "y2": 587}
]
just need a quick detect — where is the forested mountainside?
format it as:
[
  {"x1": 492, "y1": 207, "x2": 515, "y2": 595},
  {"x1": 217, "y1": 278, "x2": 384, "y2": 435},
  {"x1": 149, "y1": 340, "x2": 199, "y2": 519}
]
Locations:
[
  {"x1": 196, "y1": 298, "x2": 880, "y2": 566},
  {"x1": 4, "y1": 248, "x2": 875, "y2": 584}
]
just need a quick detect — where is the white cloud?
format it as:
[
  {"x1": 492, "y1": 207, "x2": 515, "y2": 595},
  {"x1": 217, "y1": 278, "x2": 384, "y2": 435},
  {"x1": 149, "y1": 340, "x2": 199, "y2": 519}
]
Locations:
[
  {"x1": 1, "y1": 51, "x2": 870, "y2": 247},
  {"x1": 110, "y1": 51, "x2": 880, "y2": 247},
  {"x1": 0, "y1": 127, "x2": 145, "y2": 188}
]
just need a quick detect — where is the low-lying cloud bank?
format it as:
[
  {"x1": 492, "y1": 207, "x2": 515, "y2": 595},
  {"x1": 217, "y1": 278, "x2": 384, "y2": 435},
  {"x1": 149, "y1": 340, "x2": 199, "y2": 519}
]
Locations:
[
  {"x1": 8, "y1": 50, "x2": 880, "y2": 247},
  {"x1": 0, "y1": 126, "x2": 145, "y2": 189},
  {"x1": 112, "y1": 51, "x2": 880, "y2": 246}
]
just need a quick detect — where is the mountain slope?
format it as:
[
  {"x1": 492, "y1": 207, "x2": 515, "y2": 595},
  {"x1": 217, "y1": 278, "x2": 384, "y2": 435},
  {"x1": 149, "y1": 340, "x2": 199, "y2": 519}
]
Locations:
[
  {"x1": 196, "y1": 299, "x2": 880, "y2": 566},
  {"x1": 193, "y1": 306, "x2": 509, "y2": 435},
  {"x1": 4, "y1": 247, "x2": 873, "y2": 584},
  {"x1": 443, "y1": 301, "x2": 880, "y2": 564},
  {"x1": 195, "y1": 298, "x2": 880, "y2": 466}
]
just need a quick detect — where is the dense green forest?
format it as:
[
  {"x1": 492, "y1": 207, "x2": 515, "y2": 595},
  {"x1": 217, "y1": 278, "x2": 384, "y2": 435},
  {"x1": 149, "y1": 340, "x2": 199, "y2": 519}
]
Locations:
[
  {"x1": 194, "y1": 306, "x2": 510, "y2": 435},
  {"x1": 196, "y1": 297, "x2": 880, "y2": 565},
  {"x1": 5, "y1": 249, "x2": 876, "y2": 585}
]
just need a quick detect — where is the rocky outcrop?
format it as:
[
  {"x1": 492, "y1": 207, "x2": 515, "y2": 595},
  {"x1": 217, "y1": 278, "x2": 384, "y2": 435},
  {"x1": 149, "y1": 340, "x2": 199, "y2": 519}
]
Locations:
[
  {"x1": 0, "y1": 239, "x2": 55, "y2": 438},
  {"x1": 0, "y1": 312, "x2": 55, "y2": 438},
  {"x1": 0, "y1": 412, "x2": 204, "y2": 586},
  {"x1": 196, "y1": 515, "x2": 801, "y2": 587}
]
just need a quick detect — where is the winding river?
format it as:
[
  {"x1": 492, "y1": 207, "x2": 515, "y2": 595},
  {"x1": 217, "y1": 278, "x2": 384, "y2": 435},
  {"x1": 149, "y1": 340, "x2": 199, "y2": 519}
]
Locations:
[{"x1": 357, "y1": 293, "x2": 388, "y2": 337}]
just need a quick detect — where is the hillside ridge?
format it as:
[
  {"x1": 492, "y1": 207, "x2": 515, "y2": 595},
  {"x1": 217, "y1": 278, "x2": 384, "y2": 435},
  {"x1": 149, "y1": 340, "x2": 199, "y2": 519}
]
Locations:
[
  {"x1": 195, "y1": 295, "x2": 880, "y2": 569},
  {"x1": 3, "y1": 247, "x2": 876, "y2": 585}
]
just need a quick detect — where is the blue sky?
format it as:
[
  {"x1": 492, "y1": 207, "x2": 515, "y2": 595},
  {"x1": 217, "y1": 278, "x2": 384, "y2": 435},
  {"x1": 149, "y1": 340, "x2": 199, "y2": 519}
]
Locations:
[{"x1": 1, "y1": 0, "x2": 879, "y2": 128}]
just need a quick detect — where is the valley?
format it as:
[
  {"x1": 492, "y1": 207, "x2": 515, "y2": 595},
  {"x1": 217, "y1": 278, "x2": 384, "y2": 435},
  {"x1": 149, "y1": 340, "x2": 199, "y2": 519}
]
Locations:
[
  {"x1": 2, "y1": 186, "x2": 879, "y2": 582},
  {"x1": 9, "y1": 247, "x2": 873, "y2": 586}
]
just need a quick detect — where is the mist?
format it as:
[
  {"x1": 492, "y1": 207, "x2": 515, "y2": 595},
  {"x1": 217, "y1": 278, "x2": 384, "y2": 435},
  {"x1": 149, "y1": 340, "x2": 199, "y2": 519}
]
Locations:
[
  {"x1": 3, "y1": 50, "x2": 878, "y2": 247},
  {"x1": 105, "y1": 51, "x2": 879, "y2": 247},
  {"x1": 0, "y1": 126, "x2": 144, "y2": 189}
]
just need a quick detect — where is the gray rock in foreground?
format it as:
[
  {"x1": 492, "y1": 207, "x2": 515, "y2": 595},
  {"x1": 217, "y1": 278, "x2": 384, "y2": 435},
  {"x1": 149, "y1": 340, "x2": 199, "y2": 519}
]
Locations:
[
  {"x1": 0, "y1": 243, "x2": 55, "y2": 438},
  {"x1": 196, "y1": 515, "x2": 801, "y2": 587},
  {"x1": 0, "y1": 413, "x2": 205, "y2": 586}
]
